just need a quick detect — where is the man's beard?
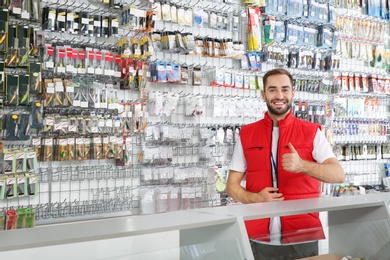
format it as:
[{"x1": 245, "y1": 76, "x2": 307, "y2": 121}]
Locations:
[{"x1": 266, "y1": 100, "x2": 292, "y2": 116}]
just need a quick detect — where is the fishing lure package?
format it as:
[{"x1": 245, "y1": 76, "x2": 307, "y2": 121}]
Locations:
[
  {"x1": 55, "y1": 137, "x2": 68, "y2": 161},
  {"x1": 42, "y1": 7, "x2": 56, "y2": 31},
  {"x1": 32, "y1": 137, "x2": 41, "y2": 162},
  {"x1": 42, "y1": 136, "x2": 53, "y2": 162},
  {"x1": 30, "y1": 101, "x2": 43, "y2": 129},
  {"x1": 18, "y1": 74, "x2": 29, "y2": 106},
  {"x1": 30, "y1": 0, "x2": 40, "y2": 22},
  {"x1": 0, "y1": 10, "x2": 8, "y2": 54},
  {"x1": 43, "y1": 79, "x2": 54, "y2": 108},
  {"x1": 6, "y1": 42, "x2": 18, "y2": 68},
  {"x1": 6, "y1": 74, "x2": 19, "y2": 106},
  {"x1": 67, "y1": 136, "x2": 75, "y2": 160},
  {"x1": 54, "y1": 45, "x2": 66, "y2": 73},
  {"x1": 17, "y1": 38, "x2": 29, "y2": 68},
  {"x1": 18, "y1": 112, "x2": 30, "y2": 140},
  {"x1": 63, "y1": 78, "x2": 74, "y2": 107},
  {"x1": 53, "y1": 78, "x2": 64, "y2": 107},
  {"x1": 92, "y1": 136, "x2": 102, "y2": 160}
]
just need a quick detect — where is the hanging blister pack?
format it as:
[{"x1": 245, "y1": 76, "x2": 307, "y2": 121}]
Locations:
[
  {"x1": 265, "y1": 0, "x2": 279, "y2": 14},
  {"x1": 65, "y1": 9, "x2": 75, "y2": 34},
  {"x1": 25, "y1": 175, "x2": 38, "y2": 198},
  {"x1": 33, "y1": 30, "x2": 43, "y2": 59},
  {"x1": 5, "y1": 176, "x2": 17, "y2": 199},
  {"x1": 17, "y1": 74, "x2": 29, "y2": 106},
  {"x1": 93, "y1": 15, "x2": 102, "y2": 37},
  {"x1": 0, "y1": 61, "x2": 4, "y2": 94},
  {"x1": 101, "y1": 135, "x2": 109, "y2": 159},
  {"x1": 287, "y1": 0, "x2": 303, "y2": 18},
  {"x1": 274, "y1": 18, "x2": 286, "y2": 43},
  {"x1": 15, "y1": 174, "x2": 25, "y2": 197},
  {"x1": 42, "y1": 7, "x2": 56, "y2": 31},
  {"x1": 304, "y1": 26, "x2": 319, "y2": 47},
  {"x1": 18, "y1": 37, "x2": 30, "y2": 67},
  {"x1": 321, "y1": 26, "x2": 334, "y2": 49},
  {"x1": 65, "y1": 46, "x2": 75, "y2": 73},
  {"x1": 44, "y1": 44, "x2": 54, "y2": 70},
  {"x1": 92, "y1": 136, "x2": 102, "y2": 160},
  {"x1": 115, "y1": 136, "x2": 124, "y2": 165},
  {"x1": 31, "y1": 101, "x2": 43, "y2": 129},
  {"x1": 56, "y1": 8, "x2": 67, "y2": 32},
  {"x1": 83, "y1": 116, "x2": 92, "y2": 134},
  {"x1": 83, "y1": 137, "x2": 91, "y2": 160},
  {"x1": 18, "y1": 112, "x2": 30, "y2": 140},
  {"x1": 53, "y1": 79, "x2": 64, "y2": 107},
  {"x1": 110, "y1": 16, "x2": 119, "y2": 37},
  {"x1": 5, "y1": 25, "x2": 16, "y2": 67},
  {"x1": 75, "y1": 137, "x2": 83, "y2": 161},
  {"x1": 43, "y1": 79, "x2": 53, "y2": 107},
  {"x1": 79, "y1": 12, "x2": 89, "y2": 36},
  {"x1": 42, "y1": 136, "x2": 53, "y2": 162},
  {"x1": 55, "y1": 46, "x2": 66, "y2": 73},
  {"x1": 247, "y1": 7, "x2": 262, "y2": 52},
  {"x1": 6, "y1": 74, "x2": 19, "y2": 106},
  {"x1": 105, "y1": 135, "x2": 115, "y2": 159},
  {"x1": 61, "y1": 78, "x2": 72, "y2": 106},
  {"x1": 285, "y1": 21, "x2": 298, "y2": 45},
  {"x1": 94, "y1": 49, "x2": 103, "y2": 75},
  {"x1": 107, "y1": 88, "x2": 117, "y2": 110},
  {"x1": 86, "y1": 14, "x2": 94, "y2": 36},
  {"x1": 3, "y1": 150, "x2": 15, "y2": 174},
  {"x1": 123, "y1": 136, "x2": 132, "y2": 166},
  {"x1": 75, "y1": 48, "x2": 85, "y2": 73},
  {"x1": 30, "y1": 0, "x2": 40, "y2": 22},
  {"x1": 32, "y1": 137, "x2": 41, "y2": 162}
]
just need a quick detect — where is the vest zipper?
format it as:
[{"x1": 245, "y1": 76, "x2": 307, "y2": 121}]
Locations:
[
  {"x1": 276, "y1": 122, "x2": 282, "y2": 244},
  {"x1": 271, "y1": 121, "x2": 279, "y2": 190},
  {"x1": 270, "y1": 121, "x2": 276, "y2": 188}
]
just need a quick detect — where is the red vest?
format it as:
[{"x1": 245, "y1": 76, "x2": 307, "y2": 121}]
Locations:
[{"x1": 240, "y1": 110, "x2": 325, "y2": 244}]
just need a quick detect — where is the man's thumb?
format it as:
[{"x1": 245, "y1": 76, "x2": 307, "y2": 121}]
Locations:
[{"x1": 288, "y1": 142, "x2": 297, "y2": 153}]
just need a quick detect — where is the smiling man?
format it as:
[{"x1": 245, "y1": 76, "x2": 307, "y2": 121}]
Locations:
[{"x1": 226, "y1": 68, "x2": 345, "y2": 259}]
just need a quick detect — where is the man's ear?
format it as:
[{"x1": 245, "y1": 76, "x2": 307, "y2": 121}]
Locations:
[{"x1": 261, "y1": 90, "x2": 265, "y2": 100}]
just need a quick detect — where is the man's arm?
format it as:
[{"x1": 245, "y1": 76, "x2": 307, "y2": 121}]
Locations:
[
  {"x1": 298, "y1": 157, "x2": 345, "y2": 183},
  {"x1": 226, "y1": 170, "x2": 284, "y2": 204},
  {"x1": 282, "y1": 143, "x2": 345, "y2": 183}
]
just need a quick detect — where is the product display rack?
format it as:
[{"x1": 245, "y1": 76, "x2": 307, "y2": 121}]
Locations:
[
  {"x1": 0, "y1": 2, "x2": 390, "y2": 258},
  {"x1": 0, "y1": 0, "x2": 254, "y2": 227}
]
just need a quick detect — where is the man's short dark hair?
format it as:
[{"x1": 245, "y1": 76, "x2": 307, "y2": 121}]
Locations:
[{"x1": 262, "y1": 68, "x2": 294, "y2": 89}]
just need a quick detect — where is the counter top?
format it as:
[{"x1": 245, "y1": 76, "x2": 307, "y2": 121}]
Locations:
[
  {"x1": 0, "y1": 210, "x2": 236, "y2": 252},
  {"x1": 1, "y1": 195, "x2": 389, "y2": 252},
  {"x1": 192, "y1": 196, "x2": 386, "y2": 220}
]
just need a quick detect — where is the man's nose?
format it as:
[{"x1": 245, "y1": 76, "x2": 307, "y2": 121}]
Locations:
[{"x1": 275, "y1": 90, "x2": 284, "y2": 98}]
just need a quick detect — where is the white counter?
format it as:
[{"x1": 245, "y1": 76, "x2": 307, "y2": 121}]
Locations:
[{"x1": 1, "y1": 195, "x2": 390, "y2": 260}]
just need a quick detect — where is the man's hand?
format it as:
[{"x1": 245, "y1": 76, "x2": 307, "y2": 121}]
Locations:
[
  {"x1": 282, "y1": 142, "x2": 303, "y2": 173},
  {"x1": 227, "y1": 170, "x2": 285, "y2": 204},
  {"x1": 258, "y1": 187, "x2": 284, "y2": 202}
]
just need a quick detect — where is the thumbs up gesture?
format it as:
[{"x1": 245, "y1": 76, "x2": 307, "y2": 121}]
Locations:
[{"x1": 282, "y1": 142, "x2": 302, "y2": 173}]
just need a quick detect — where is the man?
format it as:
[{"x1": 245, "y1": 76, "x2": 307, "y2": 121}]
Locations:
[{"x1": 226, "y1": 68, "x2": 345, "y2": 259}]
